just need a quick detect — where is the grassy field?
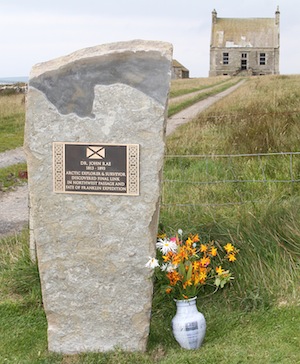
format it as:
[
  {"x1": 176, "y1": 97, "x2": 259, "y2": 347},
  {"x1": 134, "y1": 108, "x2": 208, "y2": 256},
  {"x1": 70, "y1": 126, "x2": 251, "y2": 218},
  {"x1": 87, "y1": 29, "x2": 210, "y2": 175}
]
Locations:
[
  {"x1": 0, "y1": 77, "x2": 241, "y2": 151},
  {"x1": 161, "y1": 75, "x2": 300, "y2": 311},
  {"x1": 0, "y1": 93, "x2": 25, "y2": 152},
  {"x1": 169, "y1": 76, "x2": 232, "y2": 97},
  {"x1": 0, "y1": 232, "x2": 299, "y2": 363},
  {"x1": 0, "y1": 75, "x2": 300, "y2": 363},
  {"x1": 168, "y1": 78, "x2": 242, "y2": 116},
  {"x1": 0, "y1": 163, "x2": 27, "y2": 191}
]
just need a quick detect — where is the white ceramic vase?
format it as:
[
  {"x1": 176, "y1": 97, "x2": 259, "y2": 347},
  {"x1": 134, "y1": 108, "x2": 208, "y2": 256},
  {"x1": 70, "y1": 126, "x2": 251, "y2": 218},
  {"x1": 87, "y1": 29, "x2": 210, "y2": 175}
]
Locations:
[{"x1": 171, "y1": 297, "x2": 206, "y2": 349}]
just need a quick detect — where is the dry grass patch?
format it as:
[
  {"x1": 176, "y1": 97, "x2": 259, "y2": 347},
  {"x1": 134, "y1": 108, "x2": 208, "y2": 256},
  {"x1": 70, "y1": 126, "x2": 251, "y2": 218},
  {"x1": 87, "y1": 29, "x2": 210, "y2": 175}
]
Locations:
[
  {"x1": 0, "y1": 94, "x2": 25, "y2": 152},
  {"x1": 170, "y1": 76, "x2": 231, "y2": 98},
  {"x1": 167, "y1": 75, "x2": 300, "y2": 155}
]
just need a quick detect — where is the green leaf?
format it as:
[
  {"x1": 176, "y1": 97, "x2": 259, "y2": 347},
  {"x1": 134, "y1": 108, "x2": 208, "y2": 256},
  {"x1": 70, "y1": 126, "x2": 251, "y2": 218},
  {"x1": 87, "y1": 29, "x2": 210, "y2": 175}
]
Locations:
[
  {"x1": 186, "y1": 262, "x2": 193, "y2": 281},
  {"x1": 215, "y1": 277, "x2": 221, "y2": 287},
  {"x1": 178, "y1": 262, "x2": 186, "y2": 278}
]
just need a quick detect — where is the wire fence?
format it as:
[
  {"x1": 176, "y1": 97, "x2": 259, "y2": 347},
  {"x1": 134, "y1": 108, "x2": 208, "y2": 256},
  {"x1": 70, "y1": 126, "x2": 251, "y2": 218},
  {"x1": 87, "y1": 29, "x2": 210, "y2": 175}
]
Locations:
[{"x1": 161, "y1": 151, "x2": 300, "y2": 208}]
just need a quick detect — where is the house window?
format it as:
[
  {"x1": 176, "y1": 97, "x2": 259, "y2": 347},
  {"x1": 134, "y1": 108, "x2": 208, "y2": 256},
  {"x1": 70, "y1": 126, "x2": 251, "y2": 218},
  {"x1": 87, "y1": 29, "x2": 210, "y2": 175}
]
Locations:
[
  {"x1": 241, "y1": 53, "x2": 247, "y2": 70},
  {"x1": 223, "y1": 53, "x2": 229, "y2": 65},
  {"x1": 260, "y1": 53, "x2": 266, "y2": 65}
]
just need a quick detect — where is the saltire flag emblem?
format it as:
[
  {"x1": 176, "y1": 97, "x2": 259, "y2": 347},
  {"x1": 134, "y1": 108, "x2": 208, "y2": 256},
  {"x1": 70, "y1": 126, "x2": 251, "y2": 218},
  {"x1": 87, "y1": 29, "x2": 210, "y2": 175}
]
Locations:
[{"x1": 86, "y1": 146, "x2": 105, "y2": 159}]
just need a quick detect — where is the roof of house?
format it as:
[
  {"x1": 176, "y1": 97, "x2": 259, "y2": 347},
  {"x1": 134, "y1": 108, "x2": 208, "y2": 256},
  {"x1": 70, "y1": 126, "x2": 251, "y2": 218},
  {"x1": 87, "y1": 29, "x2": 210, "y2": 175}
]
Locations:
[
  {"x1": 211, "y1": 17, "x2": 279, "y2": 48},
  {"x1": 172, "y1": 59, "x2": 189, "y2": 71}
]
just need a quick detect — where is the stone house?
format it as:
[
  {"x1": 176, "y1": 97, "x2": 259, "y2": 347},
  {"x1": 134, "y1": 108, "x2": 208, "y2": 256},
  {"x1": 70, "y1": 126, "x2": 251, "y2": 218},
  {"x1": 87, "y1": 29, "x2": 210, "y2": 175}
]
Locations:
[
  {"x1": 172, "y1": 59, "x2": 190, "y2": 79},
  {"x1": 209, "y1": 7, "x2": 280, "y2": 76}
]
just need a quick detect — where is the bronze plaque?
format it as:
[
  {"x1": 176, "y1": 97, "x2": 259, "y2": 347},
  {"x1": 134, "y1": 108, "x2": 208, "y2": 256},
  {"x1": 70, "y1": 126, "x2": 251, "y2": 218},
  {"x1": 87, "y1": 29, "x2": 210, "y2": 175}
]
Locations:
[{"x1": 53, "y1": 142, "x2": 139, "y2": 195}]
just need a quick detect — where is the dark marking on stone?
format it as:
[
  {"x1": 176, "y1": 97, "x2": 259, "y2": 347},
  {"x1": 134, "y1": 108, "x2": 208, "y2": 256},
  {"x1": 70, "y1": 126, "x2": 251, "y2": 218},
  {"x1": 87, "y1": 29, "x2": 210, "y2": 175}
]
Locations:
[{"x1": 30, "y1": 51, "x2": 170, "y2": 118}]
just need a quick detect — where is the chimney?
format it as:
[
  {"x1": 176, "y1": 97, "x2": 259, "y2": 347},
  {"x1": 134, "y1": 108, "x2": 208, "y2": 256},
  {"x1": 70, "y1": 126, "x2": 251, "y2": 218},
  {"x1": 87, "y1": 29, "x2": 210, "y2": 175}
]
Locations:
[
  {"x1": 212, "y1": 9, "x2": 217, "y2": 24},
  {"x1": 275, "y1": 6, "x2": 280, "y2": 25}
]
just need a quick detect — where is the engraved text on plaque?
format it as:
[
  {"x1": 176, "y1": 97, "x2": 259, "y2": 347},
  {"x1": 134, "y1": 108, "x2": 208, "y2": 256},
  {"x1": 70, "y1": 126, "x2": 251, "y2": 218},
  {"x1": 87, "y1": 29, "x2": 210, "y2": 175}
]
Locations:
[{"x1": 53, "y1": 142, "x2": 139, "y2": 195}]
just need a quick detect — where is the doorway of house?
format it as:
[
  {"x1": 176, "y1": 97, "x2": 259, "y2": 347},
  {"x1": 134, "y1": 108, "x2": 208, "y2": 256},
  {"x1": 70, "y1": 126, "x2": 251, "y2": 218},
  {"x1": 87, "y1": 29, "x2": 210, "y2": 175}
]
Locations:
[{"x1": 241, "y1": 53, "x2": 248, "y2": 70}]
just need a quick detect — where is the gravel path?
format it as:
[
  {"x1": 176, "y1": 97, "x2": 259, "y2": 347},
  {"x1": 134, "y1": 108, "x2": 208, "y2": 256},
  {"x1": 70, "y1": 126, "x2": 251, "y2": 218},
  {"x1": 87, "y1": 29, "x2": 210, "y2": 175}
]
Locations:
[
  {"x1": 0, "y1": 80, "x2": 245, "y2": 238},
  {"x1": 166, "y1": 80, "x2": 245, "y2": 136},
  {"x1": 0, "y1": 185, "x2": 28, "y2": 238},
  {"x1": 168, "y1": 80, "x2": 234, "y2": 106},
  {"x1": 0, "y1": 146, "x2": 26, "y2": 168}
]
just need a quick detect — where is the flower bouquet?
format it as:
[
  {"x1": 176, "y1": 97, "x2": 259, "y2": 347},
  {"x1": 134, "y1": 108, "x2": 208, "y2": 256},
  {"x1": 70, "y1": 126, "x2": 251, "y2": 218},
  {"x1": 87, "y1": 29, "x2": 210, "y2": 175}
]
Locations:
[
  {"x1": 146, "y1": 229, "x2": 238, "y2": 300},
  {"x1": 146, "y1": 229, "x2": 238, "y2": 349}
]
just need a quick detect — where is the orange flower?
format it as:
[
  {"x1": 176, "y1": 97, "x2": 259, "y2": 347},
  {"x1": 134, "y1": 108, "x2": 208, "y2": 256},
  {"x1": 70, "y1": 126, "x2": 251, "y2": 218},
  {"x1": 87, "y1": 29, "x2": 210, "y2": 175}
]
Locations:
[
  {"x1": 167, "y1": 271, "x2": 182, "y2": 286},
  {"x1": 183, "y1": 279, "x2": 193, "y2": 289},
  {"x1": 162, "y1": 251, "x2": 174, "y2": 262},
  {"x1": 166, "y1": 288, "x2": 172, "y2": 294},
  {"x1": 178, "y1": 247, "x2": 189, "y2": 261},
  {"x1": 192, "y1": 234, "x2": 200, "y2": 243},
  {"x1": 200, "y1": 256, "x2": 211, "y2": 267}
]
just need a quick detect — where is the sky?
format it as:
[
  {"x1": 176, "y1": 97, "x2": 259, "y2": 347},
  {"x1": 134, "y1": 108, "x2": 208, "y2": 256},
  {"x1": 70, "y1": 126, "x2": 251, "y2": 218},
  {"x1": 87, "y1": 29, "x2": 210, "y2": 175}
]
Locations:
[{"x1": 0, "y1": 0, "x2": 299, "y2": 78}]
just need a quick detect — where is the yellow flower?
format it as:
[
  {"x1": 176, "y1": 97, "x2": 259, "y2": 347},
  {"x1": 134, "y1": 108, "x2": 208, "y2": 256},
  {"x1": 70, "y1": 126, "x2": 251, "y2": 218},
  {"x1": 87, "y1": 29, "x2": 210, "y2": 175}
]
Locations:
[
  {"x1": 166, "y1": 288, "x2": 172, "y2": 294},
  {"x1": 157, "y1": 232, "x2": 167, "y2": 239},
  {"x1": 224, "y1": 243, "x2": 234, "y2": 253},
  {"x1": 194, "y1": 270, "x2": 207, "y2": 284},
  {"x1": 228, "y1": 253, "x2": 237, "y2": 262},
  {"x1": 200, "y1": 256, "x2": 210, "y2": 267},
  {"x1": 192, "y1": 261, "x2": 201, "y2": 270},
  {"x1": 185, "y1": 237, "x2": 193, "y2": 247},
  {"x1": 210, "y1": 246, "x2": 218, "y2": 256},
  {"x1": 200, "y1": 244, "x2": 208, "y2": 253},
  {"x1": 183, "y1": 279, "x2": 193, "y2": 289},
  {"x1": 216, "y1": 265, "x2": 224, "y2": 275}
]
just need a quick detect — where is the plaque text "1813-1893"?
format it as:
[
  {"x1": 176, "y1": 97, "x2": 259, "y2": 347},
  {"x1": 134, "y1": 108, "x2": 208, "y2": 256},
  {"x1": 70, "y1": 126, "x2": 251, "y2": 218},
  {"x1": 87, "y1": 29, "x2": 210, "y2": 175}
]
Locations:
[{"x1": 53, "y1": 142, "x2": 139, "y2": 196}]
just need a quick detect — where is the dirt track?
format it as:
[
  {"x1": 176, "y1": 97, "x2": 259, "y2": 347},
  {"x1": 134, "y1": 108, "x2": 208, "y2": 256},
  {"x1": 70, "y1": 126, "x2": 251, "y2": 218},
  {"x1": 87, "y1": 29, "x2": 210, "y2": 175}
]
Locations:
[
  {"x1": 0, "y1": 80, "x2": 245, "y2": 238},
  {"x1": 166, "y1": 80, "x2": 245, "y2": 136}
]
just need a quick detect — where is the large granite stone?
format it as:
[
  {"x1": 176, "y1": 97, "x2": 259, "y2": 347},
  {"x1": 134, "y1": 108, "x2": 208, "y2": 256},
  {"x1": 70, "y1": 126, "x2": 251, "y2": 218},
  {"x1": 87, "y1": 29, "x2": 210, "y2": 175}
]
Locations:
[{"x1": 24, "y1": 40, "x2": 172, "y2": 354}]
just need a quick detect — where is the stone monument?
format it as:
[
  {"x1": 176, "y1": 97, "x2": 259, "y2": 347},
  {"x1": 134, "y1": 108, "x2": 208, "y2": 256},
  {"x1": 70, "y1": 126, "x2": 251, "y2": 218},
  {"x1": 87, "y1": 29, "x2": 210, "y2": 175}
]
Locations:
[{"x1": 24, "y1": 40, "x2": 172, "y2": 354}]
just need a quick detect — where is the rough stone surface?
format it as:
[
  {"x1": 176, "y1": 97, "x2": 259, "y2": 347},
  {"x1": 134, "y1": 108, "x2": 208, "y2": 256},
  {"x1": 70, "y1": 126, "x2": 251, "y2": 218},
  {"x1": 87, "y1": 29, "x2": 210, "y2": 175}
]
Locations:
[{"x1": 24, "y1": 40, "x2": 172, "y2": 354}]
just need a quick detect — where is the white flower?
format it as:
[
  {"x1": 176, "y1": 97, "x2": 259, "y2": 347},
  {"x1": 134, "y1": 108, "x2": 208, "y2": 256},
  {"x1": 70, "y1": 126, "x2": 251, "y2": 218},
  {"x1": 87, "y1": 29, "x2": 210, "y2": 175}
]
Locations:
[
  {"x1": 156, "y1": 238, "x2": 178, "y2": 255},
  {"x1": 145, "y1": 257, "x2": 159, "y2": 269},
  {"x1": 178, "y1": 229, "x2": 183, "y2": 236},
  {"x1": 161, "y1": 263, "x2": 177, "y2": 272}
]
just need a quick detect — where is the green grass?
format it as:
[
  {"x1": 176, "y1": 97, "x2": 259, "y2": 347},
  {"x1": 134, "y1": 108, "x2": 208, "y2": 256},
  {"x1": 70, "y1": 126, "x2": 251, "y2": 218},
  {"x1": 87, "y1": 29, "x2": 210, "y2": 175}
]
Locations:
[
  {"x1": 1, "y1": 76, "x2": 300, "y2": 362},
  {"x1": 162, "y1": 75, "x2": 300, "y2": 311},
  {"x1": 0, "y1": 231, "x2": 299, "y2": 363},
  {"x1": 0, "y1": 163, "x2": 27, "y2": 190},
  {"x1": 168, "y1": 79, "x2": 242, "y2": 117},
  {"x1": 169, "y1": 76, "x2": 232, "y2": 98},
  {"x1": 169, "y1": 78, "x2": 232, "y2": 98},
  {"x1": 149, "y1": 305, "x2": 300, "y2": 364},
  {"x1": 0, "y1": 303, "x2": 48, "y2": 363},
  {"x1": 0, "y1": 94, "x2": 25, "y2": 152},
  {"x1": 162, "y1": 153, "x2": 300, "y2": 206}
]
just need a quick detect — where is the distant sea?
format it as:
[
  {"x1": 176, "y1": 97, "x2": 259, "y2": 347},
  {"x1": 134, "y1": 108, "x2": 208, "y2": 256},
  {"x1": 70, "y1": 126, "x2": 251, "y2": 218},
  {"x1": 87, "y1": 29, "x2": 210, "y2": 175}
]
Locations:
[{"x1": 0, "y1": 76, "x2": 28, "y2": 84}]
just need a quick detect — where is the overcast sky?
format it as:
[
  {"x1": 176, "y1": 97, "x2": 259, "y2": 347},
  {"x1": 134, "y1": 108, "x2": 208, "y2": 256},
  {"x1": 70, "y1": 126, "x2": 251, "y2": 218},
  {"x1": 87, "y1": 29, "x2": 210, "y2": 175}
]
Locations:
[{"x1": 0, "y1": 0, "x2": 298, "y2": 78}]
